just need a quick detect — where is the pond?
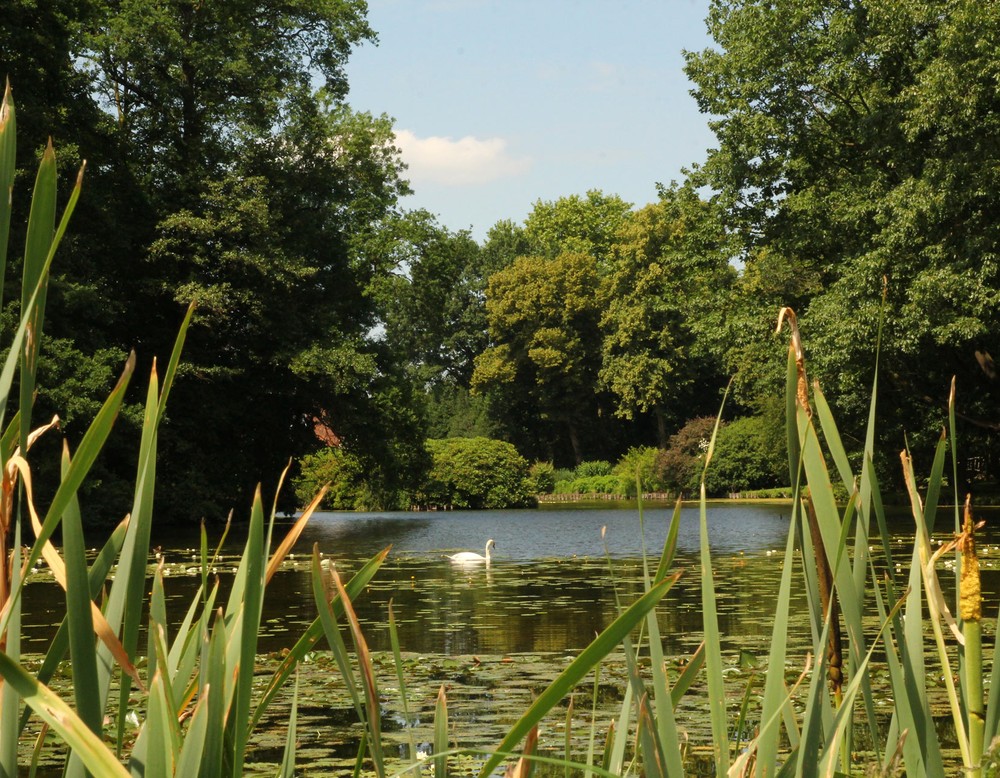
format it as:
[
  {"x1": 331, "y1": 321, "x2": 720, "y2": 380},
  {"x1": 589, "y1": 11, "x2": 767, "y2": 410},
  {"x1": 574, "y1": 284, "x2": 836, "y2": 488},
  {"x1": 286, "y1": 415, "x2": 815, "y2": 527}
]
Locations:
[{"x1": 17, "y1": 501, "x2": 1000, "y2": 774}]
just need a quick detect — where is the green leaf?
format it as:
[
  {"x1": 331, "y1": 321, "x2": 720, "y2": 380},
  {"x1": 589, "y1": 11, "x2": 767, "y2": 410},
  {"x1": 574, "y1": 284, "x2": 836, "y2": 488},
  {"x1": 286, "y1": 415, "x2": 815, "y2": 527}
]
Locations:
[
  {"x1": 477, "y1": 572, "x2": 680, "y2": 778},
  {"x1": 0, "y1": 653, "x2": 130, "y2": 778}
]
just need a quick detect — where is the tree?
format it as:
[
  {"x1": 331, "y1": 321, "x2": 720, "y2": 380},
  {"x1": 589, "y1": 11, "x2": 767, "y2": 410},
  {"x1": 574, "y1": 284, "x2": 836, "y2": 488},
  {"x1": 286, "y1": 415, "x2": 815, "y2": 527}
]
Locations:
[
  {"x1": 523, "y1": 190, "x2": 633, "y2": 263},
  {"x1": 685, "y1": 0, "x2": 1000, "y2": 477},
  {"x1": 3, "y1": 1, "x2": 425, "y2": 520},
  {"x1": 376, "y1": 211, "x2": 484, "y2": 387},
  {"x1": 472, "y1": 252, "x2": 607, "y2": 465},
  {"x1": 600, "y1": 184, "x2": 735, "y2": 445}
]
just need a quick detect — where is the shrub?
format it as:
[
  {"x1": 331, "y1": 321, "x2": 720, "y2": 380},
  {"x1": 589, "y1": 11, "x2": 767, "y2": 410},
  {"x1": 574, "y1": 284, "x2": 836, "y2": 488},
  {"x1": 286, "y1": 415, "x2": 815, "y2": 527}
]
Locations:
[
  {"x1": 575, "y1": 460, "x2": 613, "y2": 478},
  {"x1": 655, "y1": 416, "x2": 720, "y2": 493},
  {"x1": 294, "y1": 448, "x2": 366, "y2": 509},
  {"x1": 416, "y1": 437, "x2": 534, "y2": 509},
  {"x1": 703, "y1": 413, "x2": 787, "y2": 496},
  {"x1": 571, "y1": 474, "x2": 627, "y2": 495},
  {"x1": 528, "y1": 461, "x2": 556, "y2": 494},
  {"x1": 612, "y1": 446, "x2": 665, "y2": 496}
]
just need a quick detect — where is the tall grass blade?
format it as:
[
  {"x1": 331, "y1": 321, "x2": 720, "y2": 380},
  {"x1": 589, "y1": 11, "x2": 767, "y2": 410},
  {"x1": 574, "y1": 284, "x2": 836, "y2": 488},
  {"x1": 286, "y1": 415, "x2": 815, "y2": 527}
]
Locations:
[
  {"x1": 388, "y1": 600, "x2": 418, "y2": 772},
  {"x1": 653, "y1": 496, "x2": 683, "y2": 583},
  {"x1": 226, "y1": 487, "x2": 266, "y2": 773},
  {"x1": 277, "y1": 671, "x2": 301, "y2": 778},
  {"x1": 0, "y1": 81, "x2": 14, "y2": 304},
  {"x1": 637, "y1": 497, "x2": 685, "y2": 775},
  {"x1": 329, "y1": 565, "x2": 385, "y2": 778},
  {"x1": 754, "y1": 501, "x2": 800, "y2": 777},
  {"x1": 434, "y1": 685, "x2": 449, "y2": 778},
  {"x1": 0, "y1": 524, "x2": 23, "y2": 775},
  {"x1": 251, "y1": 547, "x2": 389, "y2": 730},
  {"x1": 0, "y1": 652, "x2": 130, "y2": 778},
  {"x1": 478, "y1": 572, "x2": 680, "y2": 778},
  {"x1": 19, "y1": 139, "x2": 57, "y2": 445},
  {"x1": 311, "y1": 548, "x2": 364, "y2": 718}
]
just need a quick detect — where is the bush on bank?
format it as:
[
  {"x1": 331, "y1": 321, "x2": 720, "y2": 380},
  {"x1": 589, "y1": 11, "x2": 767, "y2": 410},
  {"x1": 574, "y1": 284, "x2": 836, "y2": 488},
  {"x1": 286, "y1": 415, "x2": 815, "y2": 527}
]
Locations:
[{"x1": 414, "y1": 437, "x2": 535, "y2": 509}]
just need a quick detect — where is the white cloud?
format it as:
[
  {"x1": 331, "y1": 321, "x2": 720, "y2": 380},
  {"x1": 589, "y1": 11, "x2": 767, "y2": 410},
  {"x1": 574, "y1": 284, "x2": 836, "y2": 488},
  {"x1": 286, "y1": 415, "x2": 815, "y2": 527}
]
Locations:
[{"x1": 394, "y1": 130, "x2": 532, "y2": 186}]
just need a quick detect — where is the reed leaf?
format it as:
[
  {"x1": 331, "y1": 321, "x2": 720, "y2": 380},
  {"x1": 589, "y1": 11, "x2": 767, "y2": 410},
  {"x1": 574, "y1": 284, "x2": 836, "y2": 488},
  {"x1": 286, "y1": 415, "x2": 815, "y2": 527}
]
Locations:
[
  {"x1": 0, "y1": 81, "x2": 14, "y2": 296},
  {"x1": 277, "y1": 671, "x2": 301, "y2": 778},
  {"x1": 311, "y1": 547, "x2": 364, "y2": 719},
  {"x1": 698, "y1": 397, "x2": 730, "y2": 772},
  {"x1": 175, "y1": 689, "x2": 211, "y2": 777},
  {"x1": 388, "y1": 600, "x2": 418, "y2": 772},
  {"x1": 637, "y1": 498, "x2": 685, "y2": 775},
  {"x1": 198, "y1": 610, "x2": 228, "y2": 778},
  {"x1": 434, "y1": 685, "x2": 449, "y2": 778},
  {"x1": 0, "y1": 524, "x2": 23, "y2": 775},
  {"x1": 330, "y1": 564, "x2": 386, "y2": 778},
  {"x1": 251, "y1": 546, "x2": 389, "y2": 730},
  {"x1": 478, "y1": 572, "x2": 680, "y2": 778},
  {"x1": 0, "y1": 652, "x2": 130, "y2": 778},
  {"x1": 754, "y1": 499, "x2": 801, "y2": 777}
]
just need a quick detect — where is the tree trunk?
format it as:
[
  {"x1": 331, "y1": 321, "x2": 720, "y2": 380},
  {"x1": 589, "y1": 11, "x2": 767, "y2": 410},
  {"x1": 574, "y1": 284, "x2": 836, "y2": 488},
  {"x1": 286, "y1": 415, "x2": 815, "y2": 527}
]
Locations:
[
  {"x1": 655, "y1": 406, "x2": 668, "y2": 449},
  {"x1": 567, "y1": 421, "x2": 583, "y2": 465}
]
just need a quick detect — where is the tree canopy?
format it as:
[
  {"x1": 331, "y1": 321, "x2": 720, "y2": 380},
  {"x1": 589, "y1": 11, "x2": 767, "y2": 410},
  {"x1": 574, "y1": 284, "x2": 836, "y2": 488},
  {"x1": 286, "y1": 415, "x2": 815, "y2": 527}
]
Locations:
[
  {"x1": 6, "y1": 0, "x2": 999, "y2": 513},
  {"x1": 686, "y1": 0, "x2": 1000, "y2": 476}
]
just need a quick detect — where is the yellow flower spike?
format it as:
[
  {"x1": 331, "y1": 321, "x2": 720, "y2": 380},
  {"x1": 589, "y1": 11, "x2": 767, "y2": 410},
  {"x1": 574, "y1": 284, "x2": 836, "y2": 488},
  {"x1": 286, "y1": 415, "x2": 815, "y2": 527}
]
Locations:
[{"x1": 959, "y1": 495, "x2": 982, "y2": 623}]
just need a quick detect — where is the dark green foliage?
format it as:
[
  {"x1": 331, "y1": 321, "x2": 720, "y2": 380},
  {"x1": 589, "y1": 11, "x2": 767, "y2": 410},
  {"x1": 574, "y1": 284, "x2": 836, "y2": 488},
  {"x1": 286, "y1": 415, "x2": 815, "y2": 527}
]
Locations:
[
  {"x1": 655, "y1": 417, "x2": 719, "y2": 494},
  {"x1": 416, "y1": 437, "x2": 534, "y2": 510},
  {"x1": 293, "y1": 449, "x2": 366, "y2": 511},
  {"x1": 2, "y1": 0, "x2": 427, "y2": 521},
  {"x1": 686, "y1": 0, "x2": 1000, "y2": 483},
  {"x1": 423, "y1": 385, "x2": 496, "y2": 440},
  {"x1": 600, "y1": 185, "x2": 735, "y2": 446}
]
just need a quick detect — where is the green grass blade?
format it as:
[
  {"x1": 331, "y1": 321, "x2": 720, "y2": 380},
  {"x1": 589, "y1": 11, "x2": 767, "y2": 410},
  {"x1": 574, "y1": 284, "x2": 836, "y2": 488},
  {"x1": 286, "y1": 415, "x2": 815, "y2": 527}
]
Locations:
[
  {"x1": 755, "y1": 503, "x2": 801, "y2": 777},
  {"x1": 227, "y1": 488, "x2": 266, "y2": 771},
  {"x1": 175, "y1": 689, "x2": 211, "y2": 777},
  {"x1": 653, "y1": 497, "x2": 682, "y2": 584},
  {"x1": 311, "y1": 548, "x2": 364, "y2": 719},
  {"x1": 199, "y1": 610, "x2": 229, "y2": 778},
  {"x1": 251, "y1": 547, "x2": 389, "y2": 730},
  {"x1": 18, "y1": 139, "x2": 57, "y2": 443},
  {"x1": 388, "y1": 600, "x2": 418, "y2": 771},
  {"x1": 0, "y1": 652, "x2": 130, "y2": 778},
  {"x1": 0, "y1": 81, "x2": 14, "y2": 302},
  {"x1": 698, "y1": 483, "x2": 730, "y2": 772},
  {"x1": 636, "y1": 498, "x2": 685, "y2": 775},
  {"x1": 669, "y1": 642, "x2": 705, "y2": 706},
  {"x1": 0, "y1": 524, "x2": 23, "y2": 774},
  {"x1": 277, "y1": 671, "x2": 300, "y2": 778},
  {"x1": 58, "y1": 443, "x2": 102, "y2": 733},
  {"x1": 478, "y1": 572, "x2": 680, "y2": 778},
  {"x1": 985, "y1": 600, "x2": 1000, "y2": 748},
  {"x1": 434, "y1": 685, "x2": 449, "y2": 778},
  {"x1": 329, "y1": 565, "x2": 385, "y2": 778}
]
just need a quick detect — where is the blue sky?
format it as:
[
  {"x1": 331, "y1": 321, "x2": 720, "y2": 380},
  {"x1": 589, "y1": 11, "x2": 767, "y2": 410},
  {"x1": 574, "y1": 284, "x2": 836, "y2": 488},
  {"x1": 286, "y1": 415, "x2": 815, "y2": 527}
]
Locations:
[{"x1": 345, "y1": 0, "x2": 717, "y2": 241}]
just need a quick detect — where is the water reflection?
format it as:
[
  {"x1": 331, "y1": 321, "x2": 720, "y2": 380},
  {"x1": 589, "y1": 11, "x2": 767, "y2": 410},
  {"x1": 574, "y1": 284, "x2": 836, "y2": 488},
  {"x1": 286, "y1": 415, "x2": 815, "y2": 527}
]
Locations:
[{"x1": 19, "y1": 503, "x2": 1000, "y2": 661}]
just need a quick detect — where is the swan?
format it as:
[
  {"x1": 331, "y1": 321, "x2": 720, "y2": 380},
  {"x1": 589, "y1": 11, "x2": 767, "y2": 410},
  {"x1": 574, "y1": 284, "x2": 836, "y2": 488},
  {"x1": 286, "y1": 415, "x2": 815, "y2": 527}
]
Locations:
[{"x1": 447, "y1": 539, "x2": 496, "y2": 564}]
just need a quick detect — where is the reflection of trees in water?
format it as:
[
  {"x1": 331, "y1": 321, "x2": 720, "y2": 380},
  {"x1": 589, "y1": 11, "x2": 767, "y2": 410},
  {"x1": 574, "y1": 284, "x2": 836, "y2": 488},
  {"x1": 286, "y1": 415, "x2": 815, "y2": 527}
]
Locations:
[{"x1": 302, "y1": 517, "x2": 434, "y2": 555}]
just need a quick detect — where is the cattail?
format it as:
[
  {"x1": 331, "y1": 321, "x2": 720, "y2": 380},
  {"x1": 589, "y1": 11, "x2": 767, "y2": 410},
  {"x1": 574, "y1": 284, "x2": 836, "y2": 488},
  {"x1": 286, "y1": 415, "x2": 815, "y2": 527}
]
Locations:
[{"x1": 959, "y1": 496, "x2": 982, "y2": 622}]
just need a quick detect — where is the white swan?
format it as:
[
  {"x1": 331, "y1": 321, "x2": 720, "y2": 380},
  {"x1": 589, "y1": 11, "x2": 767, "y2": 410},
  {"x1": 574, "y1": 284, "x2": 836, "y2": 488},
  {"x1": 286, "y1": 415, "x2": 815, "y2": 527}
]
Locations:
[{"x1": 447, "y1": 539, "x2": 496, "y2": 564}]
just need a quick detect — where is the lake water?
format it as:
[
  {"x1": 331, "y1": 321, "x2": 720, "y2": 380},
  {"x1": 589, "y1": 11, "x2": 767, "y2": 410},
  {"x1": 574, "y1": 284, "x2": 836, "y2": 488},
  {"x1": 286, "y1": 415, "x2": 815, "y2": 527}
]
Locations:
[
  {"x1": 23, "y1": 501, "x2": 798, "y2": 656},
  {"x1": 17, "y1": 501, "x2": 998, "y2": 774}
]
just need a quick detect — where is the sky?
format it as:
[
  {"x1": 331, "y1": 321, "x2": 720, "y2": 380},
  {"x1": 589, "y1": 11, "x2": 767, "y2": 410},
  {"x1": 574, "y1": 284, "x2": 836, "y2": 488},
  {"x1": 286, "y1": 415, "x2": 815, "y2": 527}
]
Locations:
[{"x1": 345, "y1": 0, "x2": 718, "y2": 241}]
